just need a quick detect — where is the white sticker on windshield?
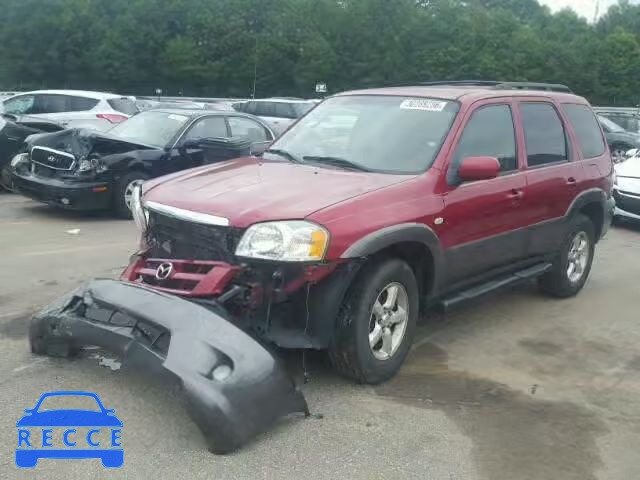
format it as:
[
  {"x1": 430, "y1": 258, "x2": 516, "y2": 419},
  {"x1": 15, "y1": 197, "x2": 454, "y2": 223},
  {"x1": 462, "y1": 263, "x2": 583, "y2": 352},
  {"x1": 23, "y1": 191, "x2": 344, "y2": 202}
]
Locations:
[
  {"x1": 400, "y1": 99, "x2": 448, "y2": 111},
  {"x1": 168, "y1": 114, "x2": 188, "y2": 121}
]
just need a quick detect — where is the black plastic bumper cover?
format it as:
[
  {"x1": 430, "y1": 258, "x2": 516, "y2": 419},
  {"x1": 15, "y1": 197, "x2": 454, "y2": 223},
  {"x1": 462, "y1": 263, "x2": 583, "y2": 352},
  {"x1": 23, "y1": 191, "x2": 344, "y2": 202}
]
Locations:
[{"x1": 29, "y1": 279, "x2": 309, "y2": 454}]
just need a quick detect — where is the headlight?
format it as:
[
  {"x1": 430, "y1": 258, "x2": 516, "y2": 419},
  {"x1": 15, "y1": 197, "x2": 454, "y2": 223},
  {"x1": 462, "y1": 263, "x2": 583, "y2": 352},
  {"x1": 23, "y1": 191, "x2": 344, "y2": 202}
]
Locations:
[
  {"x1": 78, "y1": 158, "x2": 107, "y2": 173},
  {"x1": 130, "y1": 184, "x2": 148, "y2": 231},
  {"x1": 10, "y1": 152, "x2": 28, "y2": 167},
  {"x1": 235, "y1": 221, "x2": 329, "y2": 261}
]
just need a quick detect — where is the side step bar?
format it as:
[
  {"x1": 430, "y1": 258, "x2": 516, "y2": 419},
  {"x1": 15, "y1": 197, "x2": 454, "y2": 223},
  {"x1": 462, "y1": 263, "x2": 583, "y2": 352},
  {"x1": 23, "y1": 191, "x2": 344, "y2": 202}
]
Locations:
[{"x1": 439, "y1": 263, "x2": 552, "y2": 312}]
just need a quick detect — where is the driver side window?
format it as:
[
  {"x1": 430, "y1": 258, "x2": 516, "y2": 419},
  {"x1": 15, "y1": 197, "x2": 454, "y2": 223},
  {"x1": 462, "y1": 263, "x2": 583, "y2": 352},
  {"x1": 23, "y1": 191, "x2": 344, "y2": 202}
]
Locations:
[
  {"x1": 449, "y1": 104, "x2": 517, "y2": 183},
  {"x1": 3, "y1": 94, "x2": 36, "y2": 115},
  {"x1": 182, "y1": 116, "x2": 228, "y2": 141}
]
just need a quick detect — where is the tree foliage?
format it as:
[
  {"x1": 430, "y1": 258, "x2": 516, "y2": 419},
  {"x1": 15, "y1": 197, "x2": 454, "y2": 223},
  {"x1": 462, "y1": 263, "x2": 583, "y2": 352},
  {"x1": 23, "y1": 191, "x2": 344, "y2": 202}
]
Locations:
[{"x1": 0, "y1": 0, "x2": 638, "y2": 105}]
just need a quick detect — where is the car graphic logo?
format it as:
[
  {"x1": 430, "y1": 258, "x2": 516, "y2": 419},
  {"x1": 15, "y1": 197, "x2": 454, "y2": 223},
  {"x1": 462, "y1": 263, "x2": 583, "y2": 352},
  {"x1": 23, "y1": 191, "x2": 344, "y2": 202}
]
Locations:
[
  {"x1": 16, "y1": 391, "x2": 123, "y2": 468},
  {"x1": 155, "y1": 262, "x2": 174, "y2": 280},
  {"x1": 47, "y1": 155, "x2": 58, "y2": 163}
]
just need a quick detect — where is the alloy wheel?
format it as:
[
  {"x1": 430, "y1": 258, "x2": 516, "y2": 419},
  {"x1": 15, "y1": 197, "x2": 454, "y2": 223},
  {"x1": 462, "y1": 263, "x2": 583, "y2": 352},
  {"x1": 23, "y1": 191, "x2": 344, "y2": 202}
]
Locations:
[
  {"x1": 567, "y1": 231, "x2": 590, "y2": 283},
  {"x1": 368, "y1": 282, "x2": 409, "y2": 361}
]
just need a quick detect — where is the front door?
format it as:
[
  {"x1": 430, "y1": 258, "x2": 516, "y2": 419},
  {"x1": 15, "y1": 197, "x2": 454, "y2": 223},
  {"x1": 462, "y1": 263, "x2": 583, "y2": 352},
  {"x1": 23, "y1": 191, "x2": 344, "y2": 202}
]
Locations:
[{"x1": 439, "y1": 100, "x2": 528, "y2": 287}]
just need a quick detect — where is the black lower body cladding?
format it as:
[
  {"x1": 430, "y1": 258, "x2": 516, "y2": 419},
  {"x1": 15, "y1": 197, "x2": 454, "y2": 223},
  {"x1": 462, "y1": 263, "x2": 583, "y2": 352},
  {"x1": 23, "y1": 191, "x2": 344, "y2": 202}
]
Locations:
[{"x1": 29, "y1": 279, "x2": 309, "y2": 454}]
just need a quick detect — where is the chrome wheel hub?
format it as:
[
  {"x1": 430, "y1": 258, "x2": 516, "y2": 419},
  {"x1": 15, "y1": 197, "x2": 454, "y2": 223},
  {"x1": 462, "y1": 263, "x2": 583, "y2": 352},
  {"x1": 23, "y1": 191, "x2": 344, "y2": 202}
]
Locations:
[
  {"x1": 567, "y1": 231, "x2": 589, "y2": 283},
  {"x1": 369, "y1": 282, "x2": 409, "y2": 361},
  {"x1": 124, "y1": 179, "x2": 144, "y2": 210}
]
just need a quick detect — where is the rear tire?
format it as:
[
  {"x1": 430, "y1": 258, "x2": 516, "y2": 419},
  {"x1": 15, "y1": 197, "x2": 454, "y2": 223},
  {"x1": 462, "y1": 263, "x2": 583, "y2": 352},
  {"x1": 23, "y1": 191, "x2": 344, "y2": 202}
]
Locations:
[
  {"x1": 329, "y1": 257, "x2": 418, "y2": 384},
  {"x1": 539, "y1": 214, "x2": 595, "y2": 298},
  {"x1": 113, "y1": 172, "x2": 149, "y2": 219}
]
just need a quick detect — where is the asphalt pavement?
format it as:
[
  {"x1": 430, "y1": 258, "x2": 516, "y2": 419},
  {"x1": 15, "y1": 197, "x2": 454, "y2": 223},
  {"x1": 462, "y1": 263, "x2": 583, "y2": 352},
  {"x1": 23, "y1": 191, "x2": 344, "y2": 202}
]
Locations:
[{"x1": 1, "y1": 191, "x2": 639, "y2": 480}]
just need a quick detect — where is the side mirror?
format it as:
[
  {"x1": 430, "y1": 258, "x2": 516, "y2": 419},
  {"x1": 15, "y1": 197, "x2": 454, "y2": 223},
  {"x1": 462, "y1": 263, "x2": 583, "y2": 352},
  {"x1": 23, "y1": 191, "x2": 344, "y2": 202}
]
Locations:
[
  {"x1": 458, "y1": 156, "x2": 501, "y2": 182},
  {"x1": 249, "y1": 141, "x2": 271, "y2": 156},
  {"x1": 181, "y1": 138, "x2": 202, "y2": 149},
  {"x1": 24, "y1": 409, "x2": 34, "y2": 414}
]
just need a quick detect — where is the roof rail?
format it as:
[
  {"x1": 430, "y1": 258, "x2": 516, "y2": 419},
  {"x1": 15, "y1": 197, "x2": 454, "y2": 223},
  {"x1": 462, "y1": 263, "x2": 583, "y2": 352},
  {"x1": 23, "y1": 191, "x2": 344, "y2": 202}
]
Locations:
[{"x1": 417, "y1": 80, "x2": 572, "y2": 93}]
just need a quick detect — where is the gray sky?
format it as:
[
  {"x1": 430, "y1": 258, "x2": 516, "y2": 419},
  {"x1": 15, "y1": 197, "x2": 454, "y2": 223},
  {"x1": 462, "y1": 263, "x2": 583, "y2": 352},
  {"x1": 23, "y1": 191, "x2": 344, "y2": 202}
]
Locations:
[{"x1": 539, "y1": 0, "x2": 639, "y2": 20}]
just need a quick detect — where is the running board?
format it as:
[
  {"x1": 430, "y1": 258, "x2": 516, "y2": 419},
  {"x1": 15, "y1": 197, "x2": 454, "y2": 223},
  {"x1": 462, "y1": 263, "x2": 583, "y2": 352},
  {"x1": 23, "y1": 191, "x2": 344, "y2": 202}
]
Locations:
[{"x1": 439, "y1": 263, "x2": 552, "y2": 312}]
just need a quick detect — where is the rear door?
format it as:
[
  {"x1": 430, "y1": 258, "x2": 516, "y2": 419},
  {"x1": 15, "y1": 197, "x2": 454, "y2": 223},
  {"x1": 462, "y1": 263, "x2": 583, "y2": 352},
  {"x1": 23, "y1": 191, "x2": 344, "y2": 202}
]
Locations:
[
  {"x1": 439, "y1": 99, "x2": 528, "y2": 285},
  {"x1": 516, "y1": 100, "x2": 582, "y2": 256}
]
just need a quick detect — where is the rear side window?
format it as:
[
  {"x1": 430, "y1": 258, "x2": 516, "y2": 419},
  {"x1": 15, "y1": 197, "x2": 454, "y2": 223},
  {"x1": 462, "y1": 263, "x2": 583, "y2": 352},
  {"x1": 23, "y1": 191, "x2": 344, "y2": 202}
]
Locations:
[
  {"x1": 68, "y1": 96, "x2": 99, "y2": 111},
  {"x1": 107, "y1": 98, "x2": 138, "y2": 116},
  {"x1": 563, "y1": 104, "x2": 606, "y2": 158},
  {"x1": 273, "y1": 103, "x2": 294, "y2": 119},
  {"x1": 256, "y1": 102, "x2": 276, "y2": 117},
  {"x1": 450, "y1": 104, "x2": 517, "y2": 182},
  {"x1": 520, "y1": 103, "x2": 568, "y2": 167}
]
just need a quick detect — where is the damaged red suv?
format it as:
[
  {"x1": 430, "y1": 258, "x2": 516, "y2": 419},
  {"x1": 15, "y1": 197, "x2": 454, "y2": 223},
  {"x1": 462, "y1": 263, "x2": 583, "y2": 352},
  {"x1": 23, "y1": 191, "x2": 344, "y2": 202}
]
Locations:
[{"x1": 31, "y1": 81, "x2": 614, "y2": 453}]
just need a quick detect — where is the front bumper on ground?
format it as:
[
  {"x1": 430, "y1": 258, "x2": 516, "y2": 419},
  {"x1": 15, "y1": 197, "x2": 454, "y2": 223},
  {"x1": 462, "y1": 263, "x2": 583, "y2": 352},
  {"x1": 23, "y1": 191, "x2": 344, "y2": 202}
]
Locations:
[
  {"x1": 12, "y1": 171, "x2": 111, "y2": 210},
  {"x1": 29, "y1": 279, "x2": 309, "y2": 454}
]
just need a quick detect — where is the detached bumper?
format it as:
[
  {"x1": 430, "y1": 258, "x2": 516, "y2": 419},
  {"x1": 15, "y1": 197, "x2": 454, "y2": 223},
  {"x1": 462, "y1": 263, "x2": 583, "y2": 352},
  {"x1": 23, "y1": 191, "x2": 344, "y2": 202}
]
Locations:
[
  {"x1": 29, "y1": 279, "x2": 308, "y2": 454},
  {"x1": 12, "y1": 171, "x2": 111, "y2": 210}
]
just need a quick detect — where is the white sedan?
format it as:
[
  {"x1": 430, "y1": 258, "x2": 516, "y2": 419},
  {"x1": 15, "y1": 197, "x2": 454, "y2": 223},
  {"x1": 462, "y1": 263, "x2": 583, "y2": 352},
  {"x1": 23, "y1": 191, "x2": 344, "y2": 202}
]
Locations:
[{"x1": 614, "y1": 149, "x2": 640, "y2": 221}]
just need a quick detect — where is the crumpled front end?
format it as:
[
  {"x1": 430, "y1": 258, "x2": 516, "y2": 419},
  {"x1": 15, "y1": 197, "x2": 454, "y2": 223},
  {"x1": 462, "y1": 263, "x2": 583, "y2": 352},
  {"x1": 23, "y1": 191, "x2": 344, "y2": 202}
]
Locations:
[{"x1": 29, "y1": 279, "x2": 309, "y2": 454}]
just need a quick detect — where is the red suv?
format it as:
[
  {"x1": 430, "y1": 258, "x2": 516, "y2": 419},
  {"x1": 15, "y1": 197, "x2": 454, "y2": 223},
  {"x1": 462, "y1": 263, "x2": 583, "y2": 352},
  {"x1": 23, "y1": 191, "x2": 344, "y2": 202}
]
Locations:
[
  {"x1": 117, "y1": 81, "x2": 614, "y2": 383},
  {"x1": 31, "y1": 81, "x2": 615, "y2": 452}
]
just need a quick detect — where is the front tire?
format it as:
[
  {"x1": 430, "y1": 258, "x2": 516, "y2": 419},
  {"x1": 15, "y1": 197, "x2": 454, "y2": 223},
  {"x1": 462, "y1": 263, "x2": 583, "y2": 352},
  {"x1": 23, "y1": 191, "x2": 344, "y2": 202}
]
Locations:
[
  {"x1": 539, "y1": 214, "x2": 595, "y2": 298},
  {"x1": 329, "y1": 257, "x2": 418, "y2": 384},
  {"x1": 113, "y1": 172, "x2": 149, "y2": 219}
]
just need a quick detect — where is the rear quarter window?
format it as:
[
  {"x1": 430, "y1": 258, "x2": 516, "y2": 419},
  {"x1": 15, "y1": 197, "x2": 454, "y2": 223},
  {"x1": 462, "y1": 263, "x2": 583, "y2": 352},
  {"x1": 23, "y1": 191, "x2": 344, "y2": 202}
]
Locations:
[
  {"x1": 107, "y1": 98, "x2": 139, "y2": 116},
  {"x1": 563, "y1": 104, "x2": 606, "y2": 158}
]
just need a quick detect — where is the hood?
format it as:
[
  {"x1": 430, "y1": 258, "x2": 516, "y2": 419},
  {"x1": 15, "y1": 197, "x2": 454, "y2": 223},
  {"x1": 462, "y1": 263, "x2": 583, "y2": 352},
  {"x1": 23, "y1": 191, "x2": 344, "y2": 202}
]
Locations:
[
  {"x1": 616, "y1": 157, "x2": 640, "y2": 178},
  {"x1": 26, "y1": 127, "x2": 158, "y2": 160},
  {"x1": 143, "y1": 157, "x2": 414, "y2": 227}
]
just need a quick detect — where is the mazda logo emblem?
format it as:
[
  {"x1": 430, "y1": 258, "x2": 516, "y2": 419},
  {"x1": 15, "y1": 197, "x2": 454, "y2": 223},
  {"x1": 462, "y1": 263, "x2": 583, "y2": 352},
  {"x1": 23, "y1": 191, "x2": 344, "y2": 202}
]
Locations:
[{"x1": 155, "y1": 262, "x2": 174, "y2": 280}]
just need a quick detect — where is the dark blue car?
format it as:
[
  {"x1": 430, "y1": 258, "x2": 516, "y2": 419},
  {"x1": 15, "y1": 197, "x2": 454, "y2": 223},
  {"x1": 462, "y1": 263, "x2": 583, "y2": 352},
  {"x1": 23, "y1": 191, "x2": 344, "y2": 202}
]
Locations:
[{"x1": 16, "y1": 391, "x2": 123, "y2": 468}]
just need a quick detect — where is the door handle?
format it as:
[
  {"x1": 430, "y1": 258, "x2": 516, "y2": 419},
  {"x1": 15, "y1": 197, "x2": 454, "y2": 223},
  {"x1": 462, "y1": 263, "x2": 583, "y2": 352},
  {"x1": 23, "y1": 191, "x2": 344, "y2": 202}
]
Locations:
[{"x1": 507, "y1": 189, "x2": 524, "y2": 199}]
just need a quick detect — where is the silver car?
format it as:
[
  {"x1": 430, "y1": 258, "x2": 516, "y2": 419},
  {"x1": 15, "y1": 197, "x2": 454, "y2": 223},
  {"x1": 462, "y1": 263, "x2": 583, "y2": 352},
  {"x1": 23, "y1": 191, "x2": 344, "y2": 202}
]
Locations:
[
  {"x1": 614, "y1": 150, "x2": 640, "y2": 221},
  {"x1": 236, "y1": 98, "x2": 318, "y2": 135},
  {"x1": 0, "y1": 90, "x2": 138, "y2": 131}
]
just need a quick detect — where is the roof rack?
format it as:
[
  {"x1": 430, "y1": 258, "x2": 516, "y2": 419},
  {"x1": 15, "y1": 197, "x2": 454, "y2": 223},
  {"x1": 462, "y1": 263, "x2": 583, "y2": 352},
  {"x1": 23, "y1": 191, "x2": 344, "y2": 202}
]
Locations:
[{"x1": 417, "y1": 80, "x2": 572, "y2": 93}]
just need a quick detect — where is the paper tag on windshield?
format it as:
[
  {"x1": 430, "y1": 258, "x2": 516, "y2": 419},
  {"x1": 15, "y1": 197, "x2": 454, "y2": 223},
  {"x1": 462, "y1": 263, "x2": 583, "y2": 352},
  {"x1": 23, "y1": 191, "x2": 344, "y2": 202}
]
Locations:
[
  {"x1": 400, "y1": 99, "x2": 447, "y2": 111},
  {"x1": 168, "y1": 114, "x2": 188, "y2": 121}
]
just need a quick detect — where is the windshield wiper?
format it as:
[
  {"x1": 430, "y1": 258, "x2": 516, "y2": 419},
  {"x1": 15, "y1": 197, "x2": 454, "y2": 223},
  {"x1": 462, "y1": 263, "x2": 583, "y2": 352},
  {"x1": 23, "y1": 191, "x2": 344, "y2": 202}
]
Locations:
[
  {"x1": 264, "y1": 148, "x2": 303, "y2": 164},
  {"x1": 303, "y1": 155, "x2": 371, "y2": 172}
]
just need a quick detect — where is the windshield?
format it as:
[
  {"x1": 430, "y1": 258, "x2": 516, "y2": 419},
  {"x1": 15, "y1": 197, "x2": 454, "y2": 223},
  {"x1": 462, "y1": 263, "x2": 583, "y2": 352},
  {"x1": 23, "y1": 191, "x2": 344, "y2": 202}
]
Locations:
[
  {"x1": 109, "y1": 111, "x2": 189, "y2": 147},
  {"x1": 267, "y1": 95, "x2": 459, "y2": 174},
  {"x1": 598, "y1": 115, "x2": 626, "y2": 133}
]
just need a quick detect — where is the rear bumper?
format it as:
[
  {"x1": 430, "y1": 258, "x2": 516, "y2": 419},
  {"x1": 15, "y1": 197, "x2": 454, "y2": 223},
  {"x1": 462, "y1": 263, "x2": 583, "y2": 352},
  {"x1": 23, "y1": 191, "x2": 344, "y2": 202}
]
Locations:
[
  {"x1": 12, "y1": 171, "x2": 112, "y2": 210},
  {"x1": 29, "y1": 279, "x2": 308, "y2": 454}
]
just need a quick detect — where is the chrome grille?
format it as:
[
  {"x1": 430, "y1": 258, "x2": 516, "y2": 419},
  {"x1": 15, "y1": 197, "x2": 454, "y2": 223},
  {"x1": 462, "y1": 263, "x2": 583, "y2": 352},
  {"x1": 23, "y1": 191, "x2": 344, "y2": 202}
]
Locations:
[{"x1": 30, "y1": 146, "x2": 75, "y2": 170}]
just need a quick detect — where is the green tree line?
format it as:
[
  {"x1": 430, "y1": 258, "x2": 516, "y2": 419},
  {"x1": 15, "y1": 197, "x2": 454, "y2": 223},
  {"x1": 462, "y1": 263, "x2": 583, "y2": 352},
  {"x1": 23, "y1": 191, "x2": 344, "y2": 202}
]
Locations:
[{"x1": 0, "y1": 0, "x2": 639, "y2": 105}]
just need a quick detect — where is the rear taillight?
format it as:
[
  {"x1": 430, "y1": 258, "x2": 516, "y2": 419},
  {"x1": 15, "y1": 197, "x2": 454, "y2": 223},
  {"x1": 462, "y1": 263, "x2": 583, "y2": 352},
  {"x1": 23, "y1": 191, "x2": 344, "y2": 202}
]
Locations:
[{"x1": 96, "y1": 113, "x2": 128, "y2": 123}]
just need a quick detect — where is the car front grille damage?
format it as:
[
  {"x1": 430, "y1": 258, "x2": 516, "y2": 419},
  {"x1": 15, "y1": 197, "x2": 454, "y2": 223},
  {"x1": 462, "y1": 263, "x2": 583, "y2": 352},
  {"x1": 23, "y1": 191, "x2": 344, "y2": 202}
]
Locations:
[{"x1": 144, "y1": 210, "x2": 245, "y2": 262}]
